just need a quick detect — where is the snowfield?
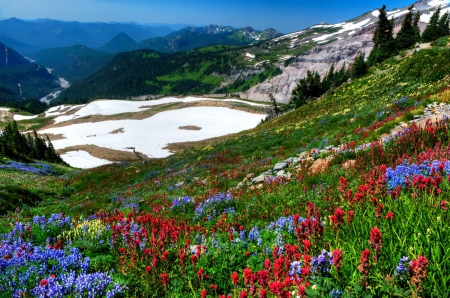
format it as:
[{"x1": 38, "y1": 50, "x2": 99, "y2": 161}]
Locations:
[
  {"x1": 13, "y1": 114, "x2": 39, "y2": 121},
  {"x1": 41, "y1": 106, "x2": 266, "y2": 166},
  {"x1": 49, "y1": 97, "x2": 267, "y2": 123},
  {"x1": 60, "y1": 150, "x2": 114, "y2": 169}
]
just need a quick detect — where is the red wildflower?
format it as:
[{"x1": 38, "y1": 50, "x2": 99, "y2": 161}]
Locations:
[
  {"x1": 161, "y1": 273, "x2": 169, "y2": 286},
  {"x1": 332, "y1": 249, "x2": 343, "y2": 272},
  {"x1": 330, "y1": 207, "x2": 345, "y2": 228},
  {"x1": 146, "y1": 265, "x2": 151, "y2": 274},
  {"x1": 385, "y1": 211, "x2": 394, "y2": 220},
  {"x1": 409, "y1": 255, "x2": 428, "y2": 292},
  {"x1": 240, "y1": 290, "x2": 248, "y2": 298},
  {"x1": 302, "y1": 239, "x2": 311, "y2": 253},
  {"x1": 243, "y1": 268, "x2": 252, "y2": 284},
  {"x1": 201, "y1": 289, "x2": 207, "y2": 298},
  {"x1": 231, "y1": 271, "x2": 239, "y2": 285},
  {"x1": 375, "y1": 204, "x2": 383, "y2": 218},
  {"x1": 347, "y1": 211, "x2": 354, "y2": 224},
  {"x1": 197, "y1": 268, "x2": 205, "y2": 279},
  {"x1": 259, "y1": 288, "x2": 267, "y2": 298},
  {"x1": 269, "y1": 281, "x2": 285, "y2": 296},
  {"x1": 358, "y1": 249, "x2": 370, "y2": 287},
  {"x1": 40, "y1": 279, "x2": 48, "y2": 286},
  {"x1": 257, "y1": 270, "x2": 269, "y2": 287},
  {"x1": 119, "y1": 247, "x2": 126, "y2": 254},
  {"x1": 368, "y1": 227, "x2": 382, "y2": 257},
  {"x1": 440, "y1": 200, "x2": 448, "y2": 210}
]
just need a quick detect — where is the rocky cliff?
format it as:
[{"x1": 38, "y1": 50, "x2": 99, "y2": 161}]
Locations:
[{"x1": 240, "y1": 0, "x2": 448, "y2": 103}]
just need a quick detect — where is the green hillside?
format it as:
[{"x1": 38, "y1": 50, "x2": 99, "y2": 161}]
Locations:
[
  {"x1": 31, "y1": 44, "x2": 113, "y2": 83},
  {"x1": 60, "y1": 39, "x2": 315, "y2": 103},
  {"x1": 2, "y1": 40, "x2": 450, "y2": 297},
  {"x1": 0, "y1": 62, "x2": 60, "y2": 103}
]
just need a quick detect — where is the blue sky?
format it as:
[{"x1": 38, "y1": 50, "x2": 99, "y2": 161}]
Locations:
[{"x1": 0, "y1": 0, "x2": 417, "y2": 33}]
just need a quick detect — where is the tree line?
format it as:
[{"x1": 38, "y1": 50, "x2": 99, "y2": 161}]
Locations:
[{"x1": 0, "y1": 121, "x2": 63, "y2": 163}]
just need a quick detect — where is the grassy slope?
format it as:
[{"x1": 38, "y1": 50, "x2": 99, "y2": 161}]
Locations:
[{"x1": 2, "y1": 45, "x2": 450, "y2": 296}]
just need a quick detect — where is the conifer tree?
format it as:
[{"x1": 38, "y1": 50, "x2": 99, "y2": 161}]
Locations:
[
  {"x1": 437, "y1": 11, "x2": 450, "y2": 38},
  {"x1": 368, "y1": 5, "x2": 397, "y2": 66},
  {"x1": 412, "y1": 11, "x2": 421, "y2": 44},
  {"x1": 396, "y1": 6, "x2": 420, "y2": 50},
  {"x1": 351, "y1": 53, "x2": 368, "y2": 79},
  {"x1": 422, "y1": 6, "x2": 442, "y2": 42}
]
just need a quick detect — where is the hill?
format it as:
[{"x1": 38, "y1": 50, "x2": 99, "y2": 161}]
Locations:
[
  {"x1": 31, "y1": 44, "x2": 113, "y2": 83},
  {"x1": 2, "y1": 38, "x2": 450, "y2": 297},
  {"x1": 97, "y1": 32, "x2": 138, "y2": 53},
  {"x1": 0, "y1": 63, "x2": 60, "y2": 103},
  {"x1": 60, "y1": 46, "x2": 287, "y2": 102},
  {"x1": 0, "y1": 43, "x2": 61, "y2": 103},
  {"x1": 0, "y1": 42, "x2": 30, "y2": 67},
  {"x1": 135, "y1": 25, "x2": 282, "y2": 53}
]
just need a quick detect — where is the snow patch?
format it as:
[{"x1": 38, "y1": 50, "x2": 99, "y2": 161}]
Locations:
[
  {"x1": 371, "y1": 10, "x2": 380, "y2": 17},
  {"x1": 245, "y1": 53, "x2": 256, "y2": 59},
  {"x1": 428, "y1": 0, "x2": 450, "y2": 7},
  {"x1": 312, "y1": 18, "x2": 371, "y2": 42},
  {"x1": 60, "y1": 150, "x2": 114, "y2": 169},
  {"x1": 14, "y1": 114, "x2": 38, "y2": 121},
  {"x1": 41, "y1": 107, "x2": 267, "y2": 161},
  {"x1": 50, "y1": 97, "x2": 267, "y2": 124}
]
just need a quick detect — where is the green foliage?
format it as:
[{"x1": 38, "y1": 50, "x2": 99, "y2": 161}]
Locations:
[
  {"x1": 0, "y1": 121, "x2": 63, "y2": 163},
  {"x1": 289, "y1": 64, "x2": 350, "y2": 109},
  {"x1": 422, "y1": 7, "x2": 449, "y2": 43},
  {"x1": 368, "y1": 5, "x2": 397, "y2": 66},
  {"x1": 350, "y1": 52, "x2": 368, "y2": 79},
  {"x1": 396, "y1": 5, "x2": 421, "y2": 50}
]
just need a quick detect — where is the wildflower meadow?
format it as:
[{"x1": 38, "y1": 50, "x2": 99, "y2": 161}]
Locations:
[{"x1": 2, "y1": 41, "x2": 450, "y2": 298}]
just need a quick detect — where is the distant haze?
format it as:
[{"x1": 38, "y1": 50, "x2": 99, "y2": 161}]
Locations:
[{"x1": 0, "y1": 0, "x2": 420, "y2": 33}]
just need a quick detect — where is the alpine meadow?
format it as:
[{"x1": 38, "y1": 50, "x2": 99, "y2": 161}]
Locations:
[{"x1": 1, "y1": 0, "x2": 450, "y2": 297}]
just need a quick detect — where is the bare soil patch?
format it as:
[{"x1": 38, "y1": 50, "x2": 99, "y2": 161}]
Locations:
[
  {"x1": 179, "y1": 125, "x2": 202, "y2": 130},
  {"x1": 109, "y1": 127, "x2": 125, "y2": 134},
  {"x1": 41, "y1": 133, "x2": 66, "y2": 141},
  {"x1": 57, "y1": 145, "x2": 145, "y2": 162}
]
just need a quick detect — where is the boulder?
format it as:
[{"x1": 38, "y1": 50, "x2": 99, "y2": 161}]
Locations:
[{"x1": 273, "y1": 162, "x2": 288, "y2": 171}]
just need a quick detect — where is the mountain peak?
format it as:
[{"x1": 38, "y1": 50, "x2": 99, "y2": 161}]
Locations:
[{"x1": 97, "y1": 32, "x2": 137, "y2": 53}]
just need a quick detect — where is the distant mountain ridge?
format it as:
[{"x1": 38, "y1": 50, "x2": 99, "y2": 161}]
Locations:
[
  {"x1": 135, "y1": 25, "x2": 282, "y2": 53},
  {"x1": 0, "y1": 18, "x2": 175, "y2": 55}
]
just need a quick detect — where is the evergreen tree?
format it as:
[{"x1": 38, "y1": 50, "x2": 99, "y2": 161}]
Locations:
[
  {"x1": 422, "y1": 6, "x2": 442, "y2": 42},
  {"x1": 0, "y1": 121, "x2": 64, "y2": 163},
  {"x1": 396, "y1": 6, "x2": 420, "y2": 50},
  {"x1": 437, "y1": 11, "x2": 450, "y2": 38},
  {"x1": 412, "y1": 11, "x2": 421, "y2": 45},
  {"x1": 368, "y1": 5, "x2": 397, "y2": 66},
  {"x1": 351, "y1": 53, "x2": 368, "y2": 79},
  {"x1": 321, "y1": 64, "x2": 335, "y2": 91}
]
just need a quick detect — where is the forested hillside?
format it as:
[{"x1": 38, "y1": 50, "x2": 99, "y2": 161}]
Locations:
[{"x1": 60, "y1": 45, "x2": 288, "y2": 102}]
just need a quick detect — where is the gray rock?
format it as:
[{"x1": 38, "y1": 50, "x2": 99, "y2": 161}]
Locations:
[
  {"x1": 276, "y1": 170, "x2": 286, "y2": 177},
  {"x1": 273, "y1": 162, "x2": 288, "y2": 171},
  {"x1": 292, "y1": 157, "x2": 301, "y2": 164},
  {"x1": 252, "y1": 175, "x2": 266, "y2": 184},
  {"x1": 284, "y1": 157, "x2": 294, "y2": 163},
  {"x1": 237, "y1": 182, "x2": 244, "y2": 188}
]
